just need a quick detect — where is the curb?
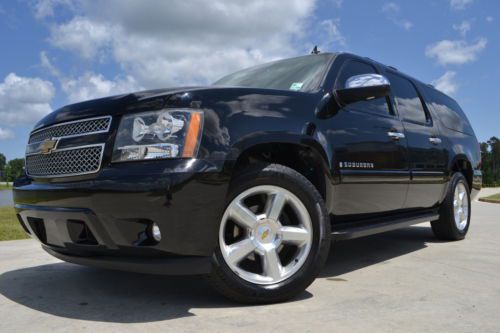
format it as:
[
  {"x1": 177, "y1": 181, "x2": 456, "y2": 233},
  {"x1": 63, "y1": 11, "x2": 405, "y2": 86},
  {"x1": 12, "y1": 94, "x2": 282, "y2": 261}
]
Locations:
[{"x1": 478, "y1": 198, "x2": 500, "y2": 204}]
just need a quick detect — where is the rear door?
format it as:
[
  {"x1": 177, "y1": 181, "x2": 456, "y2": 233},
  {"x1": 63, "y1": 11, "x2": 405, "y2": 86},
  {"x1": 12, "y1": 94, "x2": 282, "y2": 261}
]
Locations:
[
  {"x1": 327, "y1": 59, "x2": 410, "y2": 215},
  {"x1": 384, "y1": 71, "x2": 447, "y2": 208}
]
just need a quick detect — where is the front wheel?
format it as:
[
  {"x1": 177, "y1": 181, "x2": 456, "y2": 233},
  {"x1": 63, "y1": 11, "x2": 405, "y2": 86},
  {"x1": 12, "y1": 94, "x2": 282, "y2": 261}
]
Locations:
[
  {"x1": 209, "y1": 164, "x2": 331, "y2": 304},
  {"x1": 431, "y1": 172, "x2": 471, "y2": 241}
]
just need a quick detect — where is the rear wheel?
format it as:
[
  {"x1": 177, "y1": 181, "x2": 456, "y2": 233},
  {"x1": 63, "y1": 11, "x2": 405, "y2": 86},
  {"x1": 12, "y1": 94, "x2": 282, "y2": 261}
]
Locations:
[
  {"x1": 431, "y1": 172, "x2": 471, "y2": 241},
  {"x1": 209, "y1": 164, "x2": 331, "y2": 303}
]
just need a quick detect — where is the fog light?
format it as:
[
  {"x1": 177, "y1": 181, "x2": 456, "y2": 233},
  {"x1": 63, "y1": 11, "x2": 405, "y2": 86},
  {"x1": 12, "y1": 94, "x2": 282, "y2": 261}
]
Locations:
[{"x1": 151, "y1": 223, "x2": 162, "y2": 242}]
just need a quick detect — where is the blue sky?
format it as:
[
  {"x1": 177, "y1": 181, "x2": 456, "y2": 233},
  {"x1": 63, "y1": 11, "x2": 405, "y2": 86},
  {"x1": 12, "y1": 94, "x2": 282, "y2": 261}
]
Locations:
[{"x1": 0, "y1": 0, "x2": 498, "y2": 160}]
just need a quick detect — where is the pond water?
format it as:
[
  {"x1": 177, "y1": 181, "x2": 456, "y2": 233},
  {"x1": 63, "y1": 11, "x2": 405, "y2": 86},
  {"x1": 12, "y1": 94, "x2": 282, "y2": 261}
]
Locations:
[{"x1": 0, "y1": 190, "x2": 13, "y2": 207}]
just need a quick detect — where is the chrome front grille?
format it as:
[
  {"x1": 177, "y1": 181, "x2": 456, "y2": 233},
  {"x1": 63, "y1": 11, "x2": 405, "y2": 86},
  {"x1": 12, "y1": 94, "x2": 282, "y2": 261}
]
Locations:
[
  {"x1": 26, "y1": 116, "x2": 111, "y2": 178},
  {"x1": 29, "y1": 116, "x2": 111, "y2": 143},
  {"x1": 26, "y1": 145, "x2": 104, "y2": 177}
]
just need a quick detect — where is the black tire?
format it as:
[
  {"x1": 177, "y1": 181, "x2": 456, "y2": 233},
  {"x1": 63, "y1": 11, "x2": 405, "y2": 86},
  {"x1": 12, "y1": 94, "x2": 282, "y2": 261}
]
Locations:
[
  {"x1": 431, "y1": 172, "x2": 471, "y2": 241},
  {"x1": 209, "y1": 163, "x2": 331, "y2": 304}
]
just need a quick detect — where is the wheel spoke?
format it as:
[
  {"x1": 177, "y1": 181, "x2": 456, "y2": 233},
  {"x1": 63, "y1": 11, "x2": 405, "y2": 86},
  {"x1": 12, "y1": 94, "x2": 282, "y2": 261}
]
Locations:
[
  {"x1": 229, "y1": 202, "x2": 258, "y2": 229},
  {"x1": 266, "y1": 191, "x2": 286, "y2": 221},
  {"x1": 281, "y1": 226, "x2": 309, "y2": 245},
  {"x1": 453, "y1": 183, "x2": 469, "y2": 230},
  {"x1": 226, "y1": 238, "x2": 256, "y2": 265},
  {"x1": 262, "y1": 249, "x2": 282, "y2": 280}
]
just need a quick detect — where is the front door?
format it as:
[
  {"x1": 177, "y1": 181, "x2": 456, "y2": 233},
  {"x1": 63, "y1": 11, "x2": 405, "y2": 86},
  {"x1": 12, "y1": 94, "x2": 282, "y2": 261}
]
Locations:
[{"x1": 326, "y1": 59, "x2": 410, "y2": 216}]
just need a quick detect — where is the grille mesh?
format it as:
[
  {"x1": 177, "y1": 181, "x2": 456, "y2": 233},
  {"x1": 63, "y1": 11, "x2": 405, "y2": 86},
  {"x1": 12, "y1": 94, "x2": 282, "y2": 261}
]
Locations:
[
  {"x1": 29, "y1": 117, "x2": 110, "y2": 143},
  {"x1": 26, "y1": 146, "x2": 103, "y2": 177}
]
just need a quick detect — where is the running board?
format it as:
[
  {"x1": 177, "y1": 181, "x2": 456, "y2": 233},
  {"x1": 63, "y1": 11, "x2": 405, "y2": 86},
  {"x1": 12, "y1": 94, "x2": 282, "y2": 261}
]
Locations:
[{"x1": 331, "y1": 213, "x2": 439, "y2": 241}]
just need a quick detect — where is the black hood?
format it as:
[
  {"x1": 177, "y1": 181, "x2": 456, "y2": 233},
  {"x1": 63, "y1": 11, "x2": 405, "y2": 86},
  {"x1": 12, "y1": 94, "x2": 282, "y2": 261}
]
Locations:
[
  {"x1": 32, "y1": 85, "x2": 317, "y2": 131},
  {"x1": 33, "y1": 86, "x2": 206, "y2": 130}
]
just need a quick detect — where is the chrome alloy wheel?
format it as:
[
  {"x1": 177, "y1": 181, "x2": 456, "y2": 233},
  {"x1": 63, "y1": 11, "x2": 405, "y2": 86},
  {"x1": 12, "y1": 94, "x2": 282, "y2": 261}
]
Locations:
[
  {"x1": 453, "y1": 182, "x2": 469, "y2": 231},
  {"x1": 219, "y1": 185, "x2": 313, "y2": 285}
]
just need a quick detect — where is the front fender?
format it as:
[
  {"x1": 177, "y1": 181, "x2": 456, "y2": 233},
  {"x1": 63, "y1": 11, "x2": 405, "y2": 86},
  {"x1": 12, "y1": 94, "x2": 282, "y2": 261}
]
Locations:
[{"x1": 218, "y1": 122, "x2": 330, "y2": 170}]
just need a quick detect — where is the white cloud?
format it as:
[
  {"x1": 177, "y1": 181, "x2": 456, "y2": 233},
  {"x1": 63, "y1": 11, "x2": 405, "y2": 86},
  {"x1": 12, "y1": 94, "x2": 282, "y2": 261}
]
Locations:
[
  {"x1": 0, "y1": 73, "x2": 54, "y2": 125},
  {"x1": 450, "y1": 0, "x2": 474, "y2": 10},
  {"x1": 486, "y1": 16, "x2": 494, "y2": 23},
  {"x1": 61, "y1": 72, "x2": 140, "y2": 103},
  {"x1": 382, "y1": 2, "x2": 400, "y2": 13},
  {"x1": 425, "y1": 38, "x2": 487, "y2": 65},
  {"x1": 32, "y1": 0, "x2": 74, "y2": 19},
  {"x1": 332, "y1": 0, "x2": 343, "y2": 8},
  {"x1": 41, "y1": 50, "x2": 141, "y2": 103},
  {"x1": 382, "y1": 2, "x2": 413, "y2": 30},
  {"x1": 40, "y1": 51, "x2": 61, "y2": 77},
  {"x1": 318, "y1": 19, "x2": 346, "y2": 49},
  {"x1": 49, "y1": 16, "x2": 112, "y2": 59},
  {"x1": 0, "y1": 128, "x2": 15, "y2": 140},
  {"x1": 432, "y1": 71, "x2": 458, "y2": 95},
  {"x1": 44, "y1": 0, "x2": 316, "y2": 90},
  {"x1": 401, "y1": 20, "x2": 413, "y2": 30},
  {"x1": 453, "y1": 21, "x2": 471, "y2": 37}
]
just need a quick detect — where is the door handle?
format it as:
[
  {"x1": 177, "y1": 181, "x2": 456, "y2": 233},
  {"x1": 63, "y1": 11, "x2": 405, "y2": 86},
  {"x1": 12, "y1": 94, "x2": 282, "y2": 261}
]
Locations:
[
  {"x1": 429, "y1": 137, "x2": 442, "y2": 145},
  {"x1": 387, "y1": 131, "x2": 405, "y2": 140}
]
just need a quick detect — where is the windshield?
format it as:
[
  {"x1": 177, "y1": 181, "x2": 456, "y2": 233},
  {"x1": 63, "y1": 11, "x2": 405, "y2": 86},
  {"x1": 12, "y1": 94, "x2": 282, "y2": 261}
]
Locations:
[{"x1": 212, "y1": 54, "x2": 334, "y2": 92}]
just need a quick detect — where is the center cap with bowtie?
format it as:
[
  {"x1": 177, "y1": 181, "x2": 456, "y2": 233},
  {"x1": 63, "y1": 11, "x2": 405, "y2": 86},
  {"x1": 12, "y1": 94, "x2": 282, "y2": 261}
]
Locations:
[{"x1": 251, "y1": 218, "x2": 281, "y2": 250}]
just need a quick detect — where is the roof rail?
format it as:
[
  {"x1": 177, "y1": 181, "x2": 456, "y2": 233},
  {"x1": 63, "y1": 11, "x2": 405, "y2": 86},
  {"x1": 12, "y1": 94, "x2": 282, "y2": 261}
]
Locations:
[{"x1": 387, "y1": 65, "x2": 398, "y2": 71}]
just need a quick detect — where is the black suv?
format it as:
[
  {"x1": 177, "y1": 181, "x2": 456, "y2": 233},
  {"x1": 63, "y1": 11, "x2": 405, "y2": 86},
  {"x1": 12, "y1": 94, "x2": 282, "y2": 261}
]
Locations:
[{"x1": 13, "y1": 52, "x2": 482, "y2": 303}]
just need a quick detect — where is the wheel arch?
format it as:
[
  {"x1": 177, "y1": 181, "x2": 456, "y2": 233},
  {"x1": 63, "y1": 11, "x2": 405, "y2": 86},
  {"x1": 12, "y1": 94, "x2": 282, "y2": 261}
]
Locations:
[
  {"x1": 449, "y1": 154, "x2": 473, "y2": 190},
  {"x1": 223, "y1": 135, "x2": 333, "y2": 204}
]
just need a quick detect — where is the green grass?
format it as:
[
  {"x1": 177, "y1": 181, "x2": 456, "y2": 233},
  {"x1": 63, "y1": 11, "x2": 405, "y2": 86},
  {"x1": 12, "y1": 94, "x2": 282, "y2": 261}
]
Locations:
[
  {"x1": 0, "y1": 183, "x2": 12, "y2": 190},
  {"x1": 0, "y1": 206, "x2": 29, "y2": 241},
  {"x1": 479, "y1": 193, "x2": 500, "y2": 203}
]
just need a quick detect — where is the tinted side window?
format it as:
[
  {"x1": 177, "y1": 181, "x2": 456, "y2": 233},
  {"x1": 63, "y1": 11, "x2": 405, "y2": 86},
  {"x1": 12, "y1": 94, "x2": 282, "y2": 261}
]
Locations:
[
  {"x1": 423, "y1": 86, "x2": 474, "y2": 135},
  {"x1": 336, "y1": 60, "x2": 390, "y2": 116},
  {"x1": 386, "y1": 73, "x2": 428, "y2": 124}
]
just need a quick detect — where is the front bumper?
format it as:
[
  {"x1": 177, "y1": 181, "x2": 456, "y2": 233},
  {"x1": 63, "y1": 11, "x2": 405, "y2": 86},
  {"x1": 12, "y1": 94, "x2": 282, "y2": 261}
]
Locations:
[
  {"x1": 43, "y1": 246, "x2": 211, "y2": 275},
  {"x1": 14, "y1": 159, "x2": 230, "y2": 275}
]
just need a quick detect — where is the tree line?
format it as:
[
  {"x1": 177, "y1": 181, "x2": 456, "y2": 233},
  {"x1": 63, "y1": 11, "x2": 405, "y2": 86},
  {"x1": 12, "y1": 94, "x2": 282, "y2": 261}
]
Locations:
[
  {"x1": 1, "y1": 138, "x2": 499, "y2": 186},
  {"x1": 0, "y1": 153, "x2": 25, "y2": 182},
  {"x1": 480, "y1": 137, "x2": 500, "y2": 187}
]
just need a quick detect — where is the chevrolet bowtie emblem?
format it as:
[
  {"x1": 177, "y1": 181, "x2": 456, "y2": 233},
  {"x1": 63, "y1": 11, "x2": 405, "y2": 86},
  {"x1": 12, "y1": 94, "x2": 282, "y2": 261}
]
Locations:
[
  {"x1": 39, "y1": 139, "x2": 58, "y2": 155},
  {"x1": 261, "y1": 229, "x2": 270, "y2": 241}
]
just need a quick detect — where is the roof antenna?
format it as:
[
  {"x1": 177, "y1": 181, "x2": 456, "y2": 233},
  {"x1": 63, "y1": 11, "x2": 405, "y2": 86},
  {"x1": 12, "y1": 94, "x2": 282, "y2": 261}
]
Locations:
[{"x1": 311, "y1": 46, "x2": 320, "y2": 54}]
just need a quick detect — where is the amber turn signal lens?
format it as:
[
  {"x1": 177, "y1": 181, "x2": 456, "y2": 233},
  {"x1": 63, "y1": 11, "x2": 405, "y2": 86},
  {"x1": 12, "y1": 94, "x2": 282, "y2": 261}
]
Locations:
[{"x1": 182, "y1": 112, "x2": 202, "y2": 157}]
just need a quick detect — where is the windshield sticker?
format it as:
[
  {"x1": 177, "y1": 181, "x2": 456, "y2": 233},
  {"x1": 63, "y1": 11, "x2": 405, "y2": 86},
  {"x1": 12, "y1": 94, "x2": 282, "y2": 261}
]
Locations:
[{"x1": 289, "y1": 82, "x2": 304, "y2": 91}]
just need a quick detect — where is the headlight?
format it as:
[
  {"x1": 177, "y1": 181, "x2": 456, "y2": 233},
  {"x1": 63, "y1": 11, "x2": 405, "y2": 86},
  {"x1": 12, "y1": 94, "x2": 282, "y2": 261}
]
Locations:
[{"x1": 112, "y1": 109, "x2": 203, "y2": 162}]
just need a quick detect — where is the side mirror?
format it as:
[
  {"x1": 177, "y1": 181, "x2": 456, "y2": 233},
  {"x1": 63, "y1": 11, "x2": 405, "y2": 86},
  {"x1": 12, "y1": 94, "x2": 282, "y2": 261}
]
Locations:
[{"x1": 335, "y1": 74, "x2": 391, "y2": 106}]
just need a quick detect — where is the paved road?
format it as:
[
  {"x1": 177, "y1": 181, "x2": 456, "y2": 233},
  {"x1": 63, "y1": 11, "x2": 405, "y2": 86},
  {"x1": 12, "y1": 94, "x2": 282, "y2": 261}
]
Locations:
[
  {"x1": 0, "y1": 190, "x2": 13, "y2": 207},
  {"x1": 478, "y1": 187, "x2": 500, "y2": 197},
  {"x1": 1, "y1": 198, "x2": 499, "y2": 332}
]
